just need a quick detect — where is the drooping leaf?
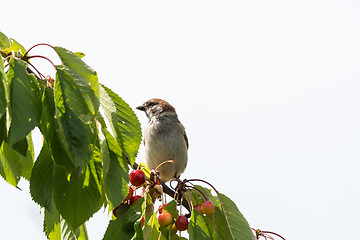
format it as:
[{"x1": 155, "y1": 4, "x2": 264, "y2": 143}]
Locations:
[
  {"x1": 0, "y1": 31, "x2": 10, "y2": 49},
  {"x1": 30, "y1": 142, "x2": 54, "y2": 211},
  {"x1": 44, "y1": 206, "x2": 61, "y2": 240},
  {"x1": 0, "y1": 141, "x2": 22, "y2": 187},
  {"x1": 52, "y1": 165, "x2": 102, "y2": 229},
  {"x1": 0, "y1": 58, "x2": 8, "y2": 144},
  {"x1": 189, "y1": 210, "x2": 214, "y2": 240},
  {"x1": 0, "y1": 135, "x2": 33, "y2": 187},
  {"x1": 215, "y1": 193, "x2": 255, "y2": 240},
  {"x1": 191, "y1": 185, "x2": 255, "y2": 240},
  {"x1": 19, "y1": 133, "x2": 34, "y2": 180},
  {"x1": 98, "y1": 123, "x2": 129, "y2": 208},
  {"x1": 54, "y1": 47, "x2": 99, "y2": 114},
  {"x1": 131, "y1": 220, "x2": 144, "y2": 240},
  {"x1": 12, "y1": 137, "x2": 29, "y2": 156},
  {"x1": 39, "y1": 87, "x2": 73, "y2": 169},
  {"x1": 100, "y1": 84, "x2": 142, "y2": 164},
  {"x1": 54, "y1": 65, "x2": 96, "y2": 168},
  {"x1": 0, "y1": 57, "x2": 9, "y2": 121},
  {"x1": 44, "y1": 206, "x2": 89, "y2": 240},
  {"x1": 7, "y1": 58, "x2": 42, "y2": 146},
  {"x1": 163, "y1": 200, "x2": 178, "y2": 218},
  {"x1": 102, "y1": 197, "x2": 144, "y2": 240},
  {"x1": 0, "y1": 116, "x2": 6, "y2": 145}
]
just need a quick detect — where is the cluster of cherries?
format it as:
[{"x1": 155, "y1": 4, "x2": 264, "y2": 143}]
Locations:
[{"x1": 112, "y1": 169, "x2": 216, "y2": 233}]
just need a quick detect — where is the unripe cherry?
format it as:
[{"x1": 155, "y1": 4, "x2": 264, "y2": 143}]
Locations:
[
  {"x1": 158, "y1": 212, "x2": 173, "y2": 227},
  {"x1": 201, "y1": 201, "x2": 215, "y2": 216}
]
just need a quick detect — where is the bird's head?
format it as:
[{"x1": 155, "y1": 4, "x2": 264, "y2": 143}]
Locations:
[{"x1": 136, "y1": 98, "x2": 176, "y2": 119}]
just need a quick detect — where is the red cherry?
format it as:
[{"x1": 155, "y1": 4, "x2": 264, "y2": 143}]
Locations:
[
  {"x1": 140, "y1": 216, "x2": 145, "y2": 227},
  {"x1": 201, "y1": 201, "x2": 215, "y2": 216},
  {"x1": 129, "y1": 170, "x2": 146, "y2": 186},
  {"x1": 158, "y1": 212, "x2": 173, "y2": 227},
  {"x1": 130, "y1": 195, "x2": 142, "y2": 205},
  {"x1": 158, "y1": 203, "x2": 167, "y2": 214},
  {"x1": 124, "y1": 187, "x2": 134, "y2": 202},
  {"x1": 175, "y1": 215, "x2": 188, "y2": 231},
  {"x1": 194, "y1": 204, "x2": 203, "y2": 214}
]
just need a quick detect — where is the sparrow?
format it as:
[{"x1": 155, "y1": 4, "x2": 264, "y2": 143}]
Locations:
[{"x1": 136, "y1": 98, "x2": 188, "y2": 182}]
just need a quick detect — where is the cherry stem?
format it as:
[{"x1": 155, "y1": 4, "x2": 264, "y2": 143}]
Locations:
[
  {"x1": 185, "y1": 185, "x2": 208, "y2": 203},
  {"x1": 183, "y1": 187, "x2": 194, "y2": 211},
  {"x1": 261, "y1": 231, "x2": 285, "y2": 240},
  {"x1": 27, "y1": 61, "x2": 46, "y2": 86},
  {"x1": 24, "y1": 43, "x2": 57, "y2": 58},
  {"x1": 154, "y1": 160, "x2": 174, "y2": 172},
  {"x1": 26, "y1": 55, "x2": 57, "y2": 70}
]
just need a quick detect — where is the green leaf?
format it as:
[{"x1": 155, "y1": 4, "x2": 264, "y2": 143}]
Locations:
[
  {"x1": 7, "y1": 58, "x2": 42, "y2": 145},
  {"x1": 0, "y1": 136, "x2": 33, "y2": 187},
  {"x1": 52, "y1": 165, "x2": 102, "y2": 229},
  {"x1": 44, "y1": 207, "x2": 89, "y2": 240},
  {"x1": 11, "y1": 39, "x2": 26, "y2": 56},
  {"x1": 74, "y1": 52, "x2": 85, "y2": 59},
  {"x1": 100, "y1": 84, "x2": 142, "y2": 164},
  {"x1": 163, "y1": 200, "x2": 178, "y2": 217},
  {"x1": 215, "y1": 193, "x2": 255, "y2": 240},
  {"x1": 54, "y1": 47, "x2": 99, "y2": 115},
  {"x1": 19, "y1": 133, "x2": 34, "y2": 180},
  {"x1": 102, "y1": 198, "x2": 144, "y2": 240},
  {"x1": 39, "y1": 87, "x2": 73, "y2": 169},
  {"x1": 0, "y1": 115, "x2": 6, "y2": 145},
  {"x1": 189, "y1": 210, "x2": 214, "y2": 240},
  {"x1": 44, "y1": 207, "x2": 61, "y2": 240},
  {"x1": 0, "y1": 141, "x2": 22, "y2": 187},
  {"x1": 101, "y1": 127, "x2": 129, "y2": 208},
  {"x1": 0, "y1": 31, "x2": 10, "y2": 49},
  {"x1": 143, "y1": 211, "x2": 161, "y2": 240},
  {"x1": 12, "y1": 137, "x2": 29, "y2": 156},
  {"x1": 0, "y1": 57, "x2": 9, "y2": 121},
  {"x1": 191, "y1": 185, "x2": 255, "y2": 240},
  {"x1": 131, "y1": 220, "x2": 144, "y2": 240},
  {"x1": 54, "y1": 65, "x2": 96, "y2": 168},
  {"x1": 30, "y1": 142, "x2": 54, "y2": 211}
]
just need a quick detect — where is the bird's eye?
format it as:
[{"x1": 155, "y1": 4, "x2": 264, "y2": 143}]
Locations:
[{"x1": 146, "y1": 102, "x2": 154, "y2": 107}]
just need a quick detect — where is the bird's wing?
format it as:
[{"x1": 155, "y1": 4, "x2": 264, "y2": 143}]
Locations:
[{"x1": 184, "y1": 132, "x2": 189, "y2": 149}]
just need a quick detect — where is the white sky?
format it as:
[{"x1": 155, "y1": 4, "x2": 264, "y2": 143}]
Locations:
[{"x1": 1, "y1": 1, "x2": 360, "y2": 239}]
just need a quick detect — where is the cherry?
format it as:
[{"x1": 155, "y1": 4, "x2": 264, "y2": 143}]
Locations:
[
  {"x1": 129, "y1": 170, "x2": 146, "y2": 186},
  {"x1": 158, "y1": 203, "x2": 167, "y2": 214},
  {"x1": 201, "y1": 201, "x2": 215, "y2": 216},
  {"x1": 175, "y1": 215, "x2": 188, "y2": 231},
  {"x1": 194, "y1": 204, "x2": 203, "y2": 214},
  {"x1": 158, "y1": 212, "x2": 173, "y2": 227},
  {"x1": 140, "y1": 216, "x2": 145, "y2": 227},
  {"x1": 124, "y1": 187, "x2": 134, "y2": 202},
  {"x1": 130, "y1": 195, "x2": 142, "y2": 205}
]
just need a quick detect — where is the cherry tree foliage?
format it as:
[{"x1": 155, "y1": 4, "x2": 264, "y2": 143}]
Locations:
[{"x1": 0, "y1": 31, "x2": 272, "y2": 240}]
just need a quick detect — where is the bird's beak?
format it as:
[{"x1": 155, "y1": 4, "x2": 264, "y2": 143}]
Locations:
[{"x1": 136, "y1": 105, "x2": 146, "y2": 111}]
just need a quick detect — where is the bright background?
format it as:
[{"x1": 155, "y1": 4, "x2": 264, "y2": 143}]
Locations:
[{"x1": 1, "y1": 1, "x2": 360, "y2": 239}]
